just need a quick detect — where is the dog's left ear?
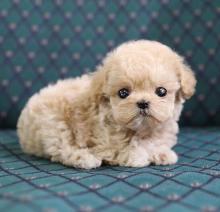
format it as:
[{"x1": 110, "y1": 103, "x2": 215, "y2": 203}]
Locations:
[{"x1": 177, "y1": 59, "x2": 197, "y2": 100}]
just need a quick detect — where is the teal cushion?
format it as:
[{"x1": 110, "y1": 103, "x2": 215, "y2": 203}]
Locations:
[
  {"x1": 0, "y1": 1, "x2": 220, "y2": 128},
  {"x1": 0, "y1": 128, "x2": 220, "y2": 211}
]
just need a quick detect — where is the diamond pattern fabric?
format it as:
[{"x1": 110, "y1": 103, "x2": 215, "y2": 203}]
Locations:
[
  {"x1": 0, "y1": 128, "x2": 220, "y2": 211},
  {"x1": 0, "y1": 0, "x2": 220, "y2": 128},
  {"x1": 1, "y1": 1, "x2": 220, "y2": 211}
]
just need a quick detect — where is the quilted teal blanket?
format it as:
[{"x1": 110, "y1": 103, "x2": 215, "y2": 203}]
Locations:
[{"x1": 0, "y1": 128, "x2": 220, "y2": 212}]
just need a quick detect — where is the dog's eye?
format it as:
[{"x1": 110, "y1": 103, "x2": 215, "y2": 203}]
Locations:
[
  {"x1": 118, "y1": 88, "x2": 130, "y2": 99},
  {"x1": 155, "y1": 87, "x2": 167, "y2": 97}
]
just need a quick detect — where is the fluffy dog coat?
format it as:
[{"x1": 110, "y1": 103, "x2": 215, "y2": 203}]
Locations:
[{"x1": 17, "y1": 40, "x2": 196, "y2": 169}]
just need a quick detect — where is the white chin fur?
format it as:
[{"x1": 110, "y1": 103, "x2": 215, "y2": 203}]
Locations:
[{"x1": 127, "y1": 116, "x2": 145, "y2": 131}]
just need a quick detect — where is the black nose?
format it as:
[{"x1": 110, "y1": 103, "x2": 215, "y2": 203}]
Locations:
[{"x1": 137, "y1": 101, "x2": 149, "y2": 109}]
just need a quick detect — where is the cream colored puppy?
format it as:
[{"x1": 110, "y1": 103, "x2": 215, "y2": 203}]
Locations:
[{"x1": 17, "y1": 40, "x2": 196, "y2": 169}]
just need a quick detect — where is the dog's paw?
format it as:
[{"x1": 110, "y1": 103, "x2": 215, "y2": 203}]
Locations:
[
  {"x1": 126, "y1": 146, "x2": 150, "y2": 167},
  {"x1": 152, "y1": 146, "x2": 178, "y2": 165},
  {"x1": 76, "y1": 154, "x2": 102, "y2": 169},
  {"x1": 60, "y1": 151, "x2": 102, "y2": 169}
]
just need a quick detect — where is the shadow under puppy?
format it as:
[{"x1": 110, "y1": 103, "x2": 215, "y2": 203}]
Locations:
[{"x1": 17, "y1": 40, "x2": 196, "y2": 169}]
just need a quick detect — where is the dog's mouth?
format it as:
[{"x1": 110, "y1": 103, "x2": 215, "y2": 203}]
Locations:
[
  {"x1": 139, "y1": 109, "x2": 161, "y2": 124},
  {"x1": 126, "y1": 109, "x2": 149, "y2": 124},
  {"x1": 125, "y1": 109, "x2": 163, "y2": 131},
  {"x1": 139, "y1": 109, "x2": 148, "y2": 117},
  {"x1": 125, "y1": 109, "x2": 149, "y2": 128},
  {"x1": 125, "y1": 109, "x2": 161, "y2": 129}
]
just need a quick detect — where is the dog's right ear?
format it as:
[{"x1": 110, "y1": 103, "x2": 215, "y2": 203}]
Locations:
[
  {"x1": 90, "y1": 65, "x2": 109, "y2": 102},
  {"x1": 90, "y1": 49, "x2": 117, "y2": 103}
]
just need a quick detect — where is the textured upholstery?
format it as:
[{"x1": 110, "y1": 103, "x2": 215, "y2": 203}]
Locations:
[
  {"x1": 1, "y1": 1, "x2": 220, "y2": 212},
  {"x1": 0, "y1": 128, "x2": 220, "y2": 212},
  {"x1": 0, "y1": 0, "x2": 220, "y2": 128}
]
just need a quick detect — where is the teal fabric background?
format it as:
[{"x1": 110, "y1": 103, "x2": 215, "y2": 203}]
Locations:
[
  {"x1": 0, "y1": 0, "x2": 220, "y2": 128},
  {"x1": 0, "y1": 1, "x2": 220, "y2": 212},
  {"x1": 0, "y1": 129, "x2": 220, "y2": 212}
]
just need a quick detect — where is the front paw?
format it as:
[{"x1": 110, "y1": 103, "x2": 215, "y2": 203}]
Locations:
[
  {"x1": 152, "y1": 146, "x2": 178, "y2": 165},
  {"x1": 79, "y1": 154, "x2": 102, "y2": 169},
  {"x1": 59, "y1": 152, "x2": 102, "y2": 169},
  {"x1": 126, "y1": 146, "x2": 150, "y2": 167}
]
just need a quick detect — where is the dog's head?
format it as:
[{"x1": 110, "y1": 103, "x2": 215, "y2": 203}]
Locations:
[{"x1": 91, "y1": 40, "x2": 196, "y2": 130}]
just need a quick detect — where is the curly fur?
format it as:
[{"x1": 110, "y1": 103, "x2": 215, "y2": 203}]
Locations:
[{"x1": 17, "y1": 40, "x2": 196, "y2": 169}]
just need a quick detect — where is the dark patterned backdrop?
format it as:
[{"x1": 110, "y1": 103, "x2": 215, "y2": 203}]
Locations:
[{"x1": 0, "y1": 0, "x2": 220, "y2": 128}]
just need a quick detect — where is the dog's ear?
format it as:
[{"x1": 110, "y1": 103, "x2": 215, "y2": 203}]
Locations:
[
  {"x1": 90, "y1": 65, "x2": 109, "y2": 102},
  {"x1": 90, "y1": 50, "x2": 116, "y2": 103},
  {"x1": 176, "y1": 59, "x2": 196, "y2": 100}
]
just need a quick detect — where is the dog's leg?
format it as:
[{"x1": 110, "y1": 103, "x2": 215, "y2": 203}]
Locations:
[
  {"x1": 138, "y1": 129, "x2": 178, "y2": 165},
  {"x1": 118, "y1": 134, "x2": 178, "y2": 167},
  {"x1": 48, "y1": 145, "x2": 102, "y2": 169},
  {"x1": 140, "y1": 141, "x2": 178, "y2": 165},
  {"x1": 149, "y1": 145, "x2": 178, "y2": 165},
  {"x1": 40, "y1": 129, "x2": 102, "y2": 169},
  {"x1": 52, "y1": 147, "x2": 102, "y2": 169},
  {"x1": 115, "y1": 140, "x2": 150, "y2": 167}
]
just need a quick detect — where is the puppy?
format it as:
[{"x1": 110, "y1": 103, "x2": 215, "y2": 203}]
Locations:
[{"x1": 17, "y1": 40, "x2": 196, "y2": 169}]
